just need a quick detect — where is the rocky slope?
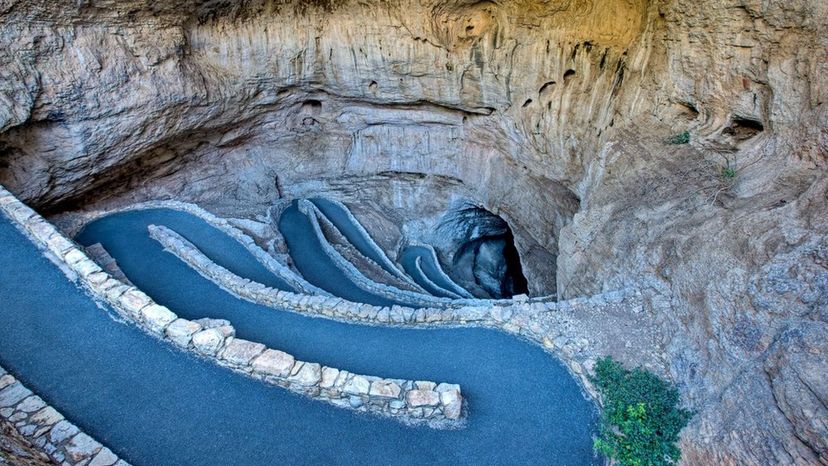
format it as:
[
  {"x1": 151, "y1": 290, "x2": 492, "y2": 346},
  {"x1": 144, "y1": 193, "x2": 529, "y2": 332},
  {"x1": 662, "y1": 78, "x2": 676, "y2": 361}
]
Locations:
[{"x1": 0, "y1": 0, "x2": 826, "y2": 464}]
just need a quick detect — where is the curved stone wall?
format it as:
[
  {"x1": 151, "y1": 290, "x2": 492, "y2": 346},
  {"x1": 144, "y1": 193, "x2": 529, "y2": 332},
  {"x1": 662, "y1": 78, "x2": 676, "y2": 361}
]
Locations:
[
  {"x1": 64, "y1": 197, "x2": 662, "y2": 409},
  {"x1": 311, "y1": 202, "x2": 429, "y2": 294},
  {"x1": 147, "y1": 220, "x2": 651, "y2": 402},
  {"x1": 411, "y1": 255, "x2": 463, "y2": 299},
  {"x1": 0, "y1": 186, "x2": 464, "y2": 427},
  {"x1": 310, "y1": 198, "x2": 418, "y2": 286},
  {"x1": 60, "y1": 199, "x2": 330, "y2": 297},
  {"x1": 59, "y1": 198, "x2": 560, "y2": 307},
  {"x1": 299, "y1": 199, "x2": 456, "y2": 307},
  {"x1": 150, "y1": 223, "x2": 492, "y2": 326},
  {"x1": 0, "y1": 365, "x2": 129, "y2": 466},
  {"x1": 407, "y1": 243, "x2": 475, "y2": 299}
]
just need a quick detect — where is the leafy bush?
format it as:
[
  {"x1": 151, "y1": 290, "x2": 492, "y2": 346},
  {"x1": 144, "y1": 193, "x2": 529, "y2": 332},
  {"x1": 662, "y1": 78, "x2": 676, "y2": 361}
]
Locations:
[
  {"x1": 721, "y1": 166, "x2": 737, "y2": 179},
  {"x1": 666, "y1": 131, "x2": 690, "y2": 144},
  {"x1": 591, "y1": 357, "x2": 692, "y2": 466}
]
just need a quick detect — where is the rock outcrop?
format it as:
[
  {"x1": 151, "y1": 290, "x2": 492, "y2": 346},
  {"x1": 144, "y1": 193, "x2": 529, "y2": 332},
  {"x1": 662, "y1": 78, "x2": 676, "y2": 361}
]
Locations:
[{"x1": 1, "y1": 0, "x2": 825, "y2": 464}]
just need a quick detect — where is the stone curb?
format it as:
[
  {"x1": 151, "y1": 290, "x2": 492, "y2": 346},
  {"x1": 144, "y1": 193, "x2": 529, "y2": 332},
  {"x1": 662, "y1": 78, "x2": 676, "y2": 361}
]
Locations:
[
  {"x1": 61, "y1": 199, "x2": 560, "y2": 308},
  {"x1": 310, "y1": 202, "x2": 433, "y2": 295},
  {"x1": 308, "y1": 197, "x2": 425, "y2": 287},
  {"x1": 0, "y1": 365, "x2": 130, "y2": 466},
  {"x1": 412, "y1": 254, "x2": 463, "y2": 299},
  {"x1": 299, "y1": 199, "x2": 454, "y2": 307},
  {"x1": 148, "y1": 219, "x2": 648, "y2": 403},
  {"x1": 38, "y1": 194, "x2": 646, "y2": 420},
  {"x1": 61, "y1": 199, "x2": 330, "y2": 297},
  {"x1": 146, "y1": 222, "x2": 647, "y2": 403},
  {"x1": 407, "y1": 242, "x2": 475, "y2": 298},
  {"x1": 148, "y1": 222, "x2": 643, "y2": 356},
  {"x1": 149, "y1": 224, "x2": 495, "y2": 326},
  {"x1": 0, "y1": 187, "x2": 464, "y2": 429}
]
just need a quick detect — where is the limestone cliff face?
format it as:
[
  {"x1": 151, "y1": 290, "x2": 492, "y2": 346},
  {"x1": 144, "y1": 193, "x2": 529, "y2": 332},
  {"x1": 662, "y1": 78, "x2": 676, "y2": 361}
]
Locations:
[{"x1": 1, "y1": 0, "x2": 826, "y2": 464}]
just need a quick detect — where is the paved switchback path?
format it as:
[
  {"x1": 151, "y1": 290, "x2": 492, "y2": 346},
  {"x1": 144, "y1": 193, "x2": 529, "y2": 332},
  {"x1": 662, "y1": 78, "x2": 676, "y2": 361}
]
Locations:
[
  {"x1": 400, "y1": 246, "x2": 467, "y2": 298},
  {"x1": 0, "y1": 208, "x2": 599, "y2": 465},
  {"x1": 309, "y1": 198, "x2": 402, "y2": 278},
  {"x1": 279, "y1": 202, "x2": 406, "y2": 306}
]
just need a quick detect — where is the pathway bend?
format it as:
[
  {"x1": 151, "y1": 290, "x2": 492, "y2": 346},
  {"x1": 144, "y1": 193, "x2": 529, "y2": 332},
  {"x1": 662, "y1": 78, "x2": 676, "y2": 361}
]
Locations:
[{"x1": 0, "y1": 207, "x2": 600, "y2": 465}]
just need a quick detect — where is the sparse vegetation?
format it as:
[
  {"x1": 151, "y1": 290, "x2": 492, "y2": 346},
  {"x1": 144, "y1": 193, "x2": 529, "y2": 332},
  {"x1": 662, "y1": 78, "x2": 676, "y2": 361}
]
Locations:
[
  {"x1": 591, "y1": 357, "x2": 693, "y2": 466},
  {"x1": 719, "y1": 153, "x2": 738, "y2": 180},
  {"x1": 666, "y1": 131, "x2": 690, "y2": 145}
]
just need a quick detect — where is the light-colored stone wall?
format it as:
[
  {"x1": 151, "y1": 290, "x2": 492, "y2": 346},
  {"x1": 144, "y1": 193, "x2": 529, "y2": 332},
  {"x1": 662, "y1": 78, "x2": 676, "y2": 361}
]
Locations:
[
  {"x1": 64, "y1": 198, "x2": 661, "y2": 405},
  {"x1": 311, "y1": 200, "x2": 431, "y2": 295},
  {"x1": 147, "y1": 220, "x2": 652, "y2": 402},
  {"x1": 409, "y1": 242, "x2": 474, "y2": 299},
  {"x1": 0, "y1": 365, "x2": 130, "y2": 466},
  {"x1": 59, "y1": 198, "x2": 560, "y2": 307},
  {"x1": 0, "y1": 186, "x2": 464, "y2": 429},
  {"x1": 298, "y1": 199, "x2": 457, "y2": 307},
  {"x1": 311, "y1": 198, "x2": 420, "y2": 286},
  {"x1": 62, "y1": 199, "x2": 330, "y2": 298}
]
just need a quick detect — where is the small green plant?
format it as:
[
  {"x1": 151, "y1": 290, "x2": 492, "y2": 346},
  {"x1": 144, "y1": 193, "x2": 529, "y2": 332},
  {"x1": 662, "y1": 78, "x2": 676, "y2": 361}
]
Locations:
[
  {"x1": 666, "y1": 131, "x2": 690, "y2": 145},
  {"x1": 719, "y1": 154, "x2": 738, "y2": 181},
  {"x1": 591, "y1": 357, "x2": 693, "y2": 466}
]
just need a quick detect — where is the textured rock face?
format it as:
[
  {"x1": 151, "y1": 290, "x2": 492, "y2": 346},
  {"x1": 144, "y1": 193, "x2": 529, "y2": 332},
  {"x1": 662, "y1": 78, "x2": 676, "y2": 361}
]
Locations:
[{"x1": 1, "y1": 0, "x2": 826, "y2": 464}]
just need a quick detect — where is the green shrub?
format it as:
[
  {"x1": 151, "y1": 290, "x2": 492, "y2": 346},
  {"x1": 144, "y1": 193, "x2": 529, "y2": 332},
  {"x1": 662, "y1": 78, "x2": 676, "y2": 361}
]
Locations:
[
  {"x1": 666, "y1": 131, "x2": 690, "y2": 145},
  {"x1": 591, "y1": 357, "x2": 693, "y2": 466},
  {"x1": 721, "y1": 166, "x2": 737, "y2": 179}
]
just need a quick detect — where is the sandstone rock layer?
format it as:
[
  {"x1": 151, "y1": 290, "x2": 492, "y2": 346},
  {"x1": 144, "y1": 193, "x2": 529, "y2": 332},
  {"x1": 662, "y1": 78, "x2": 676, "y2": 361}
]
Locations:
[{"x1": 1, "y1": 0, "x2": 826, "y2": 464}]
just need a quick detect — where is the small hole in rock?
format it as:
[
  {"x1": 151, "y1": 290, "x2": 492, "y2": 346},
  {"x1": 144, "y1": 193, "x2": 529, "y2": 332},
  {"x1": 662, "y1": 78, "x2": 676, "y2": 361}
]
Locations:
[
  {"x1": 301, "y1": 100, "x2": 322, "y2": 115},
  {"x1": 539, "y1": 81, "x2": 556, "y2": 95},
  {"x1": 522, "y1": 99, "x2": 533, "y2": 108},
  {"x1": 723, "y1": 116, "x2": 764, "y2": 141}
]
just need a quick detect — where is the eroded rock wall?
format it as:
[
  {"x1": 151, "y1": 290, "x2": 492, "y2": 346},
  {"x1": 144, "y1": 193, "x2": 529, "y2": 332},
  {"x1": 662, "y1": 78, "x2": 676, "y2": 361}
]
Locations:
[
  {"x1": 555, "y1": 1, "x2": 827, "y2": 463},
  {"x1": 0, "y1": 0, "x2": 646, "y2": 294},
  {"x1": 1, "y1": 0, "x2": 826, "y2": 464}
]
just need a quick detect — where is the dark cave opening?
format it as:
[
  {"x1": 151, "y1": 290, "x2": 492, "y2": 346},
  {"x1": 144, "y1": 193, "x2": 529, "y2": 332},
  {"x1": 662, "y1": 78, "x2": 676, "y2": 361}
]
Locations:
[
  {"x1": 723, "y1": 116, "x2": 764, "y2": 141},
  {"x1": 438, "y1": 204, "x2": 529, "y2": 299}
]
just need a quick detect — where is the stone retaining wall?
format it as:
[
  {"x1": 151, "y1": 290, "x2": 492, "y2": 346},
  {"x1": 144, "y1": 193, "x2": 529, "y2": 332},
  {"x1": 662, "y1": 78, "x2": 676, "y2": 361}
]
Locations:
[
  {"x1": 409, "y1": 243, "x2": 475, "y2": 299},
  {"x1": 0, "y1": 364, "x2": 130, "y2": 466},
  {"x1": 313, "y1": 207, "x2": 428, "y2": 294},
  {"x1": 150, "y1": 224, "x2": 497, "y2": 326},
  {"x1": 58, "y1": 200, "x2": 330, "y2": 297},
  {"x1": 299, "y1": 199, "x2": 456, "y2": 307},
  {"x1": 147, "y1": 221, "x2": 652, "y2": 402},
  {"x1": 58, "y1": 198, "x2": 559, "y2": 308},
  {"x1": 61, "y1": 197, "x2": 660, "y2": 405},
  {"x1": 0, "y1": 186, "x2": 464, "y2": 428},
  {"x1": 298, "y1": 197, "x2": 558, "y2": 307},
  {"x1": 309, "y1": 198, "x2": 416, "y2": 285},
  {"x1": 412, "y1": 255, "x2": 463, "y2": 299},
  {"x1": 299, "y1": 197, "x2": 555, "y2": 305}
]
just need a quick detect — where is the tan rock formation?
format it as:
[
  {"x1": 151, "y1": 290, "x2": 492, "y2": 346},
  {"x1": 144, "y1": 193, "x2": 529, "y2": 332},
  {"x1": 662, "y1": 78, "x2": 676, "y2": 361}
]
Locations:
[{"x1": 1, "y1": 0, "x2": 826, "y2": 464}]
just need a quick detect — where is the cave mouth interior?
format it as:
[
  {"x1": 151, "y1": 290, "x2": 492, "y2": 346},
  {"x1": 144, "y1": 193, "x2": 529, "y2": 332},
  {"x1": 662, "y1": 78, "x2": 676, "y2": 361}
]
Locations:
[{"x1": 435, "y1": 204, "x2": 529, "y2": 299}]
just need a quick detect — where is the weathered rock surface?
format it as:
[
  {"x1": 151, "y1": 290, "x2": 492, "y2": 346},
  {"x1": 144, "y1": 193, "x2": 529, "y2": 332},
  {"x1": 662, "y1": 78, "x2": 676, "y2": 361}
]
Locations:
[
  {"x1": 1, "y1": 418, "x2": 53, "y2": 466},
  {"x1": 0, "y1": 0, "x2": 826, "y2": 464}
]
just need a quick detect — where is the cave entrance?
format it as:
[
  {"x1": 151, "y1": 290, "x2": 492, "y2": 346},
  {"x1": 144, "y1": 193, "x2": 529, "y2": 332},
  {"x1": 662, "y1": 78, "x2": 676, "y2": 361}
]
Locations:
[{"x1": 437, "y1": 204, "x2": 529, "y2": 299}]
